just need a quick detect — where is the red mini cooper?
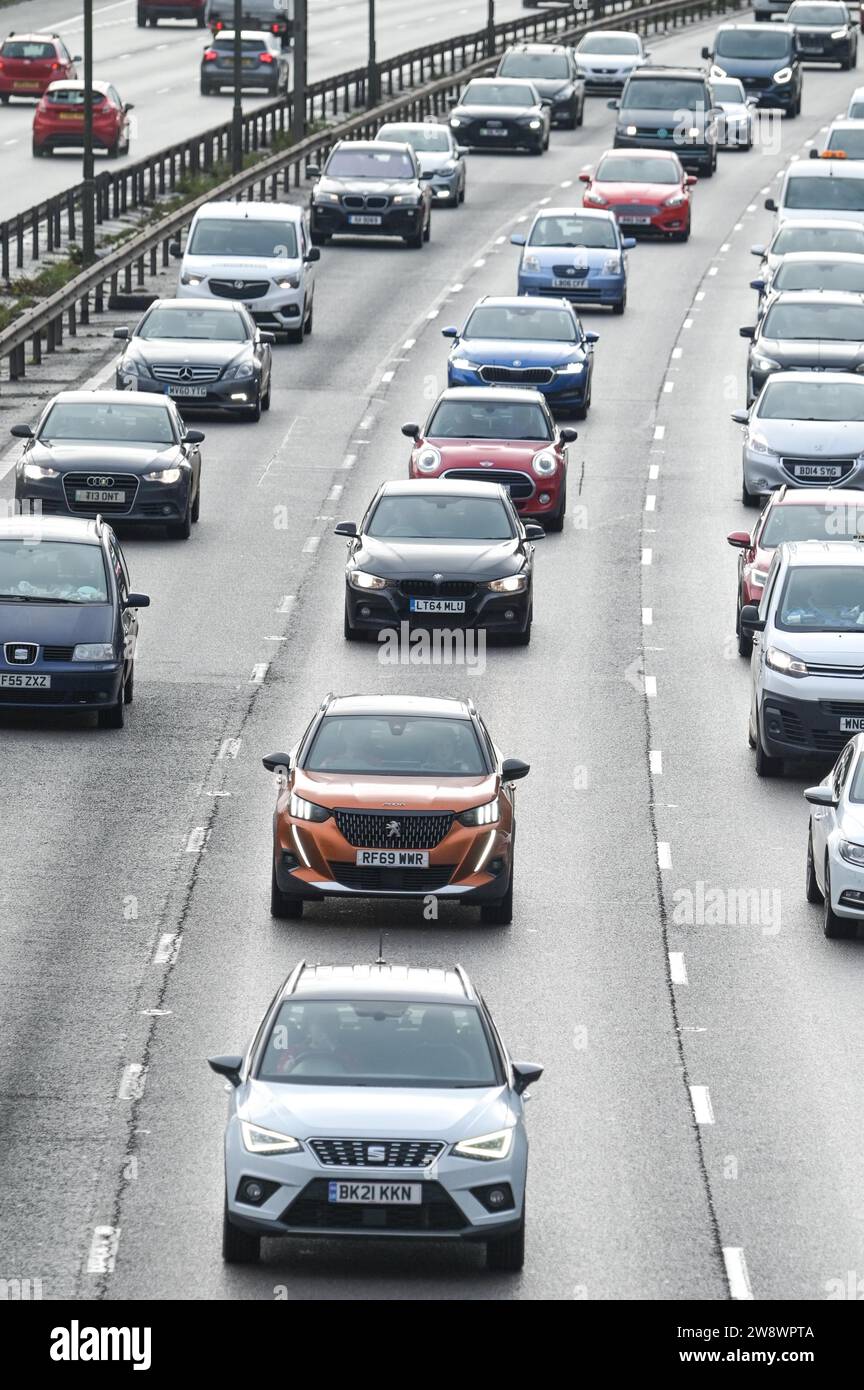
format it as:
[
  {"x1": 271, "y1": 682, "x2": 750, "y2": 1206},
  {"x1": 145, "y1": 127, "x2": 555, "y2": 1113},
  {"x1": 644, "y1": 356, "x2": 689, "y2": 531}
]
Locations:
[{"x1": 403, "y1": 386, "x2": 575, "y2": 531}]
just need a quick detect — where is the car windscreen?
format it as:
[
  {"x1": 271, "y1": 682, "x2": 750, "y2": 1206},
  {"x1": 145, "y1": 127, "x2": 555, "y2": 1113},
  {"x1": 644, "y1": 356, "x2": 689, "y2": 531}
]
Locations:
[
  {"x1": 773, "y1": 259, "x2": 864, "y2": 292},
  {"x1": 577, "y1": 35, "x2": 640, "y2": 54},
  {"x1": 784, "y1": 174, "x2": 864, "y2": 211},
  {"x1": 464, "y1": 304, "x2": 577, "y2": 341},
  {"x1": 714, "y1": 30, "x2": 793, "y2": 58},
  {"x1": 529, "y1": 214, "x2": 617, "y2": 247},
  {"x1": 711, "y1": 81, "x2": 746, "y2": 103},
  {"x1": 787, "y1": 2, "x2": 848, "y2": 21},
  {"x1": 325, "y1": 147, "x2": 415, "y2": 178},
  {"x1": 0, "y1": 540, "x2": 108, "y2": 603},
  {"x1": 258, "y1": 1000, "x2": 499, "y2": 1088},
  {"x1": 40, "y1": 401, "x2": 176, "y2": 444},
  {"x1": 761, "y1": 301, "x2": 864, "y2": 340},
  {"x1": 461, "y1": 81, "x2": 533, "y2": 106},
  {"x1": 620, "y1": 78, "x2": 707, "y2": 110},
  {"x1": 366, "y1": 494, "x2": 514, "y2": 541},
  {"x1": 848, "y1": 754, "x2": 864, "y2": 801},
  {"x1": 427, "y1": 399, "x2": 552, "y2": 440},
  {"x1": 498, "y1": 53, "x2": 570, "y2": 79},
  {"x1": 2, "y1": 40, "x2": 55, "y2": 58},
  {"x1": 826, "y1": 130, "x2": 864, "y2": 158},
  {"x1": 186, "y1": 217, "x2": 298, "y2": 258},
  {"x1": 772, "y1": 224, "x2": 864, "y2": 253},
  {"x1": 758, "y1": 379, "x2": 864, "y2": 419},
  {"x1": 138, "y1": 307, "x2": 248, "y2": 341},
  {"x1": 596, "y1": 155, "x2": 679, "y2": 183},
  {"x1": 378, "y1": 125, "x2": 450, "y2": 152},
  {"x1": 777, "y1": 565, "x2": 864, "y2": 631},
  {"x1": 849, "y1": 102, "x2": 864, "y2": 119},
  {"x1": 762, "y1": 503, "x2": 864, "y2": 547},
  {"x1": 304, "y1": 715, "x2": 488, "y2": 775}
]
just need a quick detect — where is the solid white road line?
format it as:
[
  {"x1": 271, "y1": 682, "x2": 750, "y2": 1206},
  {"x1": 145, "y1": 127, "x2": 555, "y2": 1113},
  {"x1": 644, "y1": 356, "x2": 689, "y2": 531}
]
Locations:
[
  {"x1": 657, "y1": 841, "x2": 672, "y2": 870},
  {"x1": 641, "y1": 548, "x2": 652, "y2": 565},
  {"x1": 152, "y1": 933, "x2": 180, "y2": 966},
  {"x1": 86, "y1": 1226, "x2": 121, "y2": 1275},
  {"x1": 723, "y1": 1247, "x2": 755, "y2": 1300},
  {"x1": 669, "y1": 952, "x2": 687, "y2": 985},
  {"x1": 642, "y1": 607, "x2": 653, "y2": 625},
  {"x1": 690, "y1": 1085, "x2": 715, "y2": 1125},
  {"x1": 649, "y1": 750, "x2": 663, "y2": 775},
  {"x1": 117, "y1": 1063, "x2": 145, "y2": 1101}
]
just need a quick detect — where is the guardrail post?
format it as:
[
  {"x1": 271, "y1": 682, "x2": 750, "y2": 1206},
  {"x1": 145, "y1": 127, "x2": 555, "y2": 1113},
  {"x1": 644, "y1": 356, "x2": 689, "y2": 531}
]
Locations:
[
  {"x1": 80, "y1": 291, "x2": 89, "y2": 326},
  {"x1": 31, "y1": 213, "x2": 39, "y2": 263},
  {"x1": 67, "y1": 190, "x2": 76, "y2": 242},
  {"x1": 367, "y1": 0, "x2": 380, "y2": 106},
  {"x1": 32, "y1": 332, "x2": 41, "y2": 366},
  {"x1": 68, "y1": 303, "x2": 77, "y2": 338},
  {"x1": 1, "y1": 226, "x2": 8, "y2": 283}
]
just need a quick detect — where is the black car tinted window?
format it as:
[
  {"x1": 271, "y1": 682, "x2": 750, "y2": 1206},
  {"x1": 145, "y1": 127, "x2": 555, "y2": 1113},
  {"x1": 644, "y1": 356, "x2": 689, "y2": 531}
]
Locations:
[
  {"x1": 761, "y1": 502, "x2": 864, "y2": 546},
  {"x1": 620, "y1": 78, "x2": 707, "y2": 110},
  {"x1": 498, "y1": 53, "x2": 570, "y2": 79},
  {"x1": 596, "y1": 155, "x2": 680, "y2": 184},
  {"x1": 762, "y1": 301, "x2": 864, "y2": 340},
  {"x1": 714, "y1": 30, "x2": 793, "y2": 59},
  {"x1": 461, "y1": 81, "x2": 535, "y2": 106},
  {"x1": 784, "y1": 175, "x2": 864, "y2": 212},
  {"x1": 773, "y1": 259, "x2": 864, "y2": 293},
  {"x1": 2, "y1": 40, "x2": 56, "y2": 58},
  {"x1": 305, "y1": 715, "x2": 488, "y2": 775},
  {"x1": 325, "y1": 147, "x2": 415, "y2": 178},
  {"x1": 138, "y1": 306, "x2": 249, "y2": 341},
  {"x1": 529, "y1": 214, "x2": 617, "y2": 247},
  {"x1": 787, "y1": 2, "x2": 848, "y2": 20},
  {"x1": 826, "y1": 129, "x2": 864, "y2": 158},
  {"x1": 367, "y1": 494, "x2": 514, "y2": 541},
  {"x1": 464, "y1": 304, "x2": 578, "y2": 342},
  {"x1": 378, "y1": 125, "x2": 450, "y2": 152},
  {"x1": 427, "y1": 399, "x2": 553, "y2": 440},
  {"x1": 778, "y1": 565, "x2": 864, "y2": 630},
  {"x1": 40, "y1": 401, "x2": 176, "y2": 444},
  {"x1": 772, "y1": 224, "x2": 864, "y2": 253},
  {"x1": 577, "y1": 34, "x2": 641, "y2": 54},
  {"x1": 758, "y1": 379, "x2": 864, "y2": 419}
]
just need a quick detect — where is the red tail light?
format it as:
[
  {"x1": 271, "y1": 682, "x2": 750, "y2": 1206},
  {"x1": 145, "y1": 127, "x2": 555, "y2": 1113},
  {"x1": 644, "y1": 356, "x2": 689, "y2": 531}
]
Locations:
[
  {"x1": 259, "y1": 52, "x2": 274, "y2": 63},
  {"x1": 204, "y1": 48, "x2": 218, "y2": 60},
  {"x1": 271, "y1": 22, "x2": 279, "y2": 31},
  {"x1": 215, "y1": 20, "x2": 223, "y2": 28},
  {"x1": 51, "y1": 61, "x2": 63, "y2": 70}
]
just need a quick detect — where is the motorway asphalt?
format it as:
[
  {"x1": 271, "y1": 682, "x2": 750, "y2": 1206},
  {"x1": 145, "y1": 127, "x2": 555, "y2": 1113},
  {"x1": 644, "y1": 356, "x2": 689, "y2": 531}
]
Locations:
[
  {"x1": 1, "y1": 12, "x2": 864, "y2": 1303},
  {"x1": 0, "y1": 0, "x2": 530, "y2": 218}
]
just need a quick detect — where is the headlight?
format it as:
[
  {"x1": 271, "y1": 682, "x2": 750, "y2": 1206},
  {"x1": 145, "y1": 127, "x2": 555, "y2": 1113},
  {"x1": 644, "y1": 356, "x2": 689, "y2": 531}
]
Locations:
[
  {"x1": 180, "y1": 272, "x2": 204, "y2": 286},
  {"x1": 773, "y1": 66, "x2": 793, "y2": 83},
  {"x1": 452, "y1": 1128, "x2": 514, "y2": 1161},
  {"x1": 415, "y1": 445, "x2": 441, "y2": 473},
  {"x1": 449, "y1": 116, "x2": 463, "y2": 127},
  {"x1": 752, "y1": 354, "x2": 781, "y2": 374},
  {"x1": 486, "y1": 573, "x2": 529, "y2": 593},
  {"x1": 438, "y1": 160, "x2": 458, "y2": 174},
  {"x1": 457, "y1": 797, "x2": 500, "y2": 825},
  {"x1": 314, "y1": 190, "x2": 340, "y2": 204},
  {"x1": 765, "y1": 646, "x2": 807, "y2": 676},
  {"x1": 450, "y1": 357, "x2": 480, "y2": 371},
  {"x1": 72, "y1": 643, "x2": 115, "y2": 661},
  {"x1": 747, "y1": 432, "x2": 778, "y2": 457},
  {"x1": 527, "y1": 119, "x2": 542, "y2": 129},
  {"x1": 522, "y1": 254, "x2": 541, "y2": 272},
  {"x1": 555, "y1": 361, "x2": 585, "y2": 375},
  {"x1": 222, "y1": 361, "x2": 255, "y2": 381},
  {"x1": 831, "y1": 28, "x2": 848, "y2": 38},
  {"x1": 348, "y1": 569, "x2": 389, "y2": 590},
  {"x1": 585, "y1": 191, "x2": 607, "y2": 205},
  {"x1": 274, "y1": 274, "x2": 300, "y2": 289},
  {"x1": 686, "y1": 126, "x2": 700, "y2": 139},
  {"x1": 240, "y1": 1121, "x2": 301, "y2": 1155},
  {"x1": 532, "y1": 449, "x2": 558, "y2": 476},
  {"x1": 602, "y1": 255, "x2": 621, "y2": 273},
  {"x1": 121, "y1": 356, "x2": 149, "y2": 378},
  {"x1": 625, "y1": 124, "x2": 637, "y2": 135},
  {"x1": 665, "y1": 192, "x2": 688, "y2": 207},
  {"x1": 393, "y1": 192, "x2": 421, "y2": 205},
  {"x1": 143, "y1": 466, "x2": 182, "y2": 483},
  {"x1": 839, "y1": 839, "x2": 864, "y2": 865},
  {"x1": 288, "y1": 790, "x2": 331, "y2": 821},
  {"x1": 22, "y1": 462, "x2": 58, "y2": 480}
]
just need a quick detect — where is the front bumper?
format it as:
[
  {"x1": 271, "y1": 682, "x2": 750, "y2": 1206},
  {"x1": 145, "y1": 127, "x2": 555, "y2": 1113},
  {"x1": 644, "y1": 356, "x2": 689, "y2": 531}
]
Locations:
[
  {"x1": 796, "y1": 35, "x2": 853, "y2": 63},
  {"x1": 758, "y1": 684, "x2": 864, "y2": 759},
  {"x1": 0, "y1": 663, "x2": 123, "y2": 712},
  {"x1": 311, "y1": 204, "x2": 425, "y2": 239},
  {"x1": 427, "y1": 170, "x2": 461, "y2": 202},
  {"x1": 344, "y1": 582, "x2": 531, "y2": 637},
  {"x1": 117, "y1": 372, "x2": 262, "y2": 411},
  {"x1": 447, "y1": 363, "x2": 589, "y2": 412},
  {"x1": 742, "y1": 82, "x2": 797, "y2": 112},
  {"x1": 517, "y1": 269, "x2": 625, "y2": 306},
  {"x1": 742, "y1": 446, "x2": 864, "y2": 496},
  {"x1": 174, "y1": 279, "x2": 304, "y2": 330},
  {"x1": 824, "y1": 836, "x2": 864, "y2": 918},
  {"x1": 578, "y1": 69, "x2": 631, "y2": 91},
  {"x1": 613, "y1": 130, "x2": 713, "y2": 170},
  {"x1": 448, "y1": 122, "x2": 543, "y2": 152},
  {"x1": 603, "y1": 199, "x2": 689, "y2": 235},
  {"x1": 16, "y1": 476, "x2": 191, "y2": 526}
]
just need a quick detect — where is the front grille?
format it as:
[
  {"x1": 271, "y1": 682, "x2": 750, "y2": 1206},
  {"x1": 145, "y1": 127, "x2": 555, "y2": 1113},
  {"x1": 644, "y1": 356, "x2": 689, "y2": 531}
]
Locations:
[
  {"x1": 342, "y1": 194, "x2": 390, "y2": 210},
  {"x1": 329, "y1": 863, "x2": 456, "y2": 892},
  {"x1": 61, "y1": 472, "x2": 139, "y2": 515},
  {"x1": 151, "y1": 364, "x2": 222, "y2": 383},
  {"x1": 42, "y1": 646, "x2": 75, "y2": 662},
  {"x1": 281, "y1": 1178, "x2": 466, "y2": 1232},
  {"x1": 443, "y1": 468, "x2": 535, "y2": 500},
  {"x1": 334, "y1": 809, "x2": 454, "y2": 849},
  {"x1": 552, "y1": 264, "x2": 590, "y2": 278},
  {"x1": 208, "y1": 278, "x2": 269, "y2": 300},
  {"x1": 4, "y1": 642, "x2": 37, "y2": 665},
  {"x1": 813, "y1": 730, "x2": 851, "y2": 751},
  {"x1": 779, "y1": 707, "x2": 808, "y2": 745},
  {"x1": 479, "y1": 365, "x2": 554, "y2": 386},
  {"x1": 613, "y1": 204, "x2": 660, "y2": 217},
  {"x1": 820, "y1": 701, "x2": 864, "y2": 716},
  {"x1": 398, "y1": 579, "x2": 475, "y2": 598},
  {"x1": 807, "y1": 662, "x2": 864, "y2": 677},
  {"x1": 309, "y1": 1138, "x2": 445, "y2": 1169}
]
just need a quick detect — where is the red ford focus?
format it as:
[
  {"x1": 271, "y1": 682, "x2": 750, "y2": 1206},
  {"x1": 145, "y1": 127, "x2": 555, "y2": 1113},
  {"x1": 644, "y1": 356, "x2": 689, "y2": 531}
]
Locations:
[
  {"x1": 32, "y1": 79, "x2": 133, "y2": 158},
  {"x1": 580, "y1": 148, "x2": 696, "y2": 241},
  {"x1": 0, "y1": 33, "x2": 78, "y2": 103},
  {"x1": 403, "y1": 386, "x2": 576, "y2": 532}
]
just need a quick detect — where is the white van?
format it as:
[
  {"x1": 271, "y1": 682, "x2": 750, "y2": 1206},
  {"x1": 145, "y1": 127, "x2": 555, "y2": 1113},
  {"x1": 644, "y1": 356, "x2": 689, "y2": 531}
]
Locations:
[
  {"x1": 765, "y1": 157, "x2": 864, "y2": 228},
  {"x1": 172, "y1": 200, "x2": 318, "y2": 342}
]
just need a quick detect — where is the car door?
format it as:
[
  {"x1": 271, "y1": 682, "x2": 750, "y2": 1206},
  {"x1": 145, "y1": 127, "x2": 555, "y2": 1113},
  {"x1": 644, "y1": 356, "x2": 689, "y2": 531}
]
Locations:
[
  {"x1": 177, "y1": 410, "x2": 201, "y2": 494},
  {"x1": 107, "y1": 532, "x2": 136, "y2": 673}
]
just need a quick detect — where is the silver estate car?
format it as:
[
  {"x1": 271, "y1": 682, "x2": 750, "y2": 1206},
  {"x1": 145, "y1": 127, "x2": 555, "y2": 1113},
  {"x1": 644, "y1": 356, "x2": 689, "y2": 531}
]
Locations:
[{"x1": 210, "y1": 960, "x2": 542, "y2": 1270}]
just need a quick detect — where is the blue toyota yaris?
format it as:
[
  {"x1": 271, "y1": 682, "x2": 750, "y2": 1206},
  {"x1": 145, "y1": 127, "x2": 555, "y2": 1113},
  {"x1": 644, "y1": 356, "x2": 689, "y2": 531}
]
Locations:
[
  {"x1": 443, "y1": 296, "x2": 598, "y2": 418},
  {"x1": 511, "y1": 207, "x2": 635, "y2": 314}
]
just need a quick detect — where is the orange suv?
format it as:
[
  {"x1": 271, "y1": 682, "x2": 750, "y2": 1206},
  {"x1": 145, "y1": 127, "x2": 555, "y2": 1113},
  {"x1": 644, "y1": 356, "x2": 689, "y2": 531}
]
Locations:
[{"x1": 263, "y1": 693, "x2": 530, "y2": 925}]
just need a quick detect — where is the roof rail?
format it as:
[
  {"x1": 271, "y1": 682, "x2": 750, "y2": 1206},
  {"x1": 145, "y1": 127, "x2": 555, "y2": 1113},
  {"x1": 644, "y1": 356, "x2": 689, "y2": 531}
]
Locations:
[
  {"x1": 465, "y1": 696, "x2": 477, "y2": 715},
  {"x1": 94, "y1": 512, "x2": 104, "y2": 537},
  {"x1": 319, "y1": 690, "x2": 335, "y2": 711},
  {"x1": 454, "y1": 963, "x2": 474, "y2": 1000},
  {"x1": 284, "y1": 960, "x2": 306, "y2": 996}
]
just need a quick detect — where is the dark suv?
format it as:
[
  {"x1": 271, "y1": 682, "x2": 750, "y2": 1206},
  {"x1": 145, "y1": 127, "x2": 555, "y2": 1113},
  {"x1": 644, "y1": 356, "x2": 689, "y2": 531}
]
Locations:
[
  {"x1": 785, "y1": 1, "x2": 858, "y2": 67},
  {"x1": 495, "y1": 43, "x2": 585, "y2": 128},
  {"x1": 308, "y1": 140, "x2": 433, "y2": 249},
  {"x1": 611, "y1": 66, "x2": 719, "y2": 175},
  {"x1": 702, "y1": 23, "x2": 802, "y2": 116},
  {"x1": 0, "y1": 515, "x2": 149, "y2": 728}
]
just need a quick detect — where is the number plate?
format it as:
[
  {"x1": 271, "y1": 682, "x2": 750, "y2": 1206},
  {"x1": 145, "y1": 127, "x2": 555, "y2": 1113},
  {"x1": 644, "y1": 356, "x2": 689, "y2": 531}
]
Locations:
[
  {"x1": 348, "y1": 214, "x2": 382, "y2": 225},
  {"x1": 168, "y1": 384, "x2": 207, "y2": 398},
  {"x1": 552, "y1": 277, "x2": 588, "y2": 289},
  {"x1": 792, "y1": 464, "x2": 842, "y2": 480},
  {"x1": 480, "y1": 127, "x2": 509, "y2": 137},
  {"x1": 355, "y1": 849, "x2": 430, "y2": 867},
  {"x1": 841, "y1": 716, "x2": 864, "y2": 731},
  {"x1": 75, "y1": 489, "x2": 125, "y2": 503},
  {"x1": 328, "y1": 1181, "x2": 421, "y2": 1205},
  {"x1": 14, "y1": 80, "x2": 41, "y2": 90},
  {"x1": 0, "y1": 673, "x2": 51, "y2": 688},
  {"x1": 410, "y1": 598, "x2": 466, "y2": 613},
  {"x1": 619, "y1": 215, "x2": 652, "y2": 225}
]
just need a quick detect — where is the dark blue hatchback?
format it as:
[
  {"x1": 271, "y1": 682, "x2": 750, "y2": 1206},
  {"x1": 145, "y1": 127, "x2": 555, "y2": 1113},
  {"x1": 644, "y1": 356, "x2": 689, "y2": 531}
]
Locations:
[{"x1": 0, "y1": 515, "x2": 149, "y2": 729}]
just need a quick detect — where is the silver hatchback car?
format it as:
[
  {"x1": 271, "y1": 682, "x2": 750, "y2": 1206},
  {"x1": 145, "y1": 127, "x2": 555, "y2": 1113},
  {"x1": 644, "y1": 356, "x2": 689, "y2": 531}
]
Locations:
[{"x1": 209, "y1": 960, "x2": 542, "y2": 1270}]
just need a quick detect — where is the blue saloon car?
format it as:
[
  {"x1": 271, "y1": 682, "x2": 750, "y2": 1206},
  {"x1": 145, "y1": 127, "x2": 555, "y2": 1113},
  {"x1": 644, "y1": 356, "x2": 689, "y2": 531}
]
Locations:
[{"x1": 511, "y1": 207, "x2": 635, "y2": 314}]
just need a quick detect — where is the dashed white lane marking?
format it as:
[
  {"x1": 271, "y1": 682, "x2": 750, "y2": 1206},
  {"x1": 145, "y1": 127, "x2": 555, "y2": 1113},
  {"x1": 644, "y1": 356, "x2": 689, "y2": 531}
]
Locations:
[
  {"x1": 118, "y1": 1063, "x2": 146, "y2": 1101},
  {"x1": 218, "y1": 738, "x2": 242, "y2": 759},
  {"x1": 649, "y1": 464, "x2": 660, "y2": 480},
  {"x1": 381, "y1": 370, "x2": 395, "y2": 383},
  {"x1": 642, "y1": 607, "x2": 653, "y2": 626},
  {"x1": 474, "y1": 258, "x2": 486, "y2": 267},
  {"x1": 427, "y1": 308, "x2": 439, "y2": 319},
  {"x1": 450, "y1": 282, "x2": 464, "y2": 291},
  {"x1": 695, "y1": 290, "x2": 705, "y2": 301},
  {"x1": 403, "y1": 338, "x2": 416, "y2": 350},
  {"x1": 683, "y1": 317, "x2": 693, "y2": 329},
  {"x1": 185, "y1": 826, "x2": 208, "y2": 853},
  {"x1": 302, "y1": 535, "x2": 320, "y2": 554},
  {"x1": 663, "y1": 381, "x2": 674, "y2": 393},
  {"x1": 326, "y1": 483, "x2": 343, "y2": 503},
  {"x1": 649, "y1": 749, "x2": 663, "y2": 775},
  {"x1": 747, "y1": 203, "x2": 756, "y2": 212},
  {"x1": 250, "y1": 662, "x2": 269, "y2": 684},
  {"x1": 152, "y1": 933, "x2": 180, "y2": 966},
  {"x1": 645, "y1": 675, "x2": 657, "y2": 698},
  {"x1": 156, "y1": 86, "x2": 172, "y2": 94},
  {"x1": 641, "y1": 547, "x2": 652, "y2": 565},
  {"x1": 87, "y1": 1227, "x2": 120, "y2": 1275},
  {"x1": 733, "y1": 222, "x2": 743, "y2": 231},
  {"x1": 645, "y1": 494, "x2": 656, "y2": 512},
  {"x1": 156, "y1": 43, "x2": 168, "y2": 50},
  {"x1": 560, "y1": 179, "x2": 573, "y2": 187},
  {"x1": 495, "y1": 235, "x2": 506, "y2": 244},
  {"x1": 359, "y1": 416, "x2": 373, "y2": 430},
  {"x1": 720, "y1": 242, "x2": 730, "y2": 253},
  {"x1": 708, "y1": 266, "x2": 718, "y2": 276},
  {"x1": 672, "y1": 347, "x2": 682, "y2": 359},
  {"x1": 690, "y1": 1085, "x2": 715, "y2": 1125},
  {"x1": 342, "y1": 453, "x2": 357, "y2": 470},
  {"x1": 657, "y1": 841, "x2": 672, "y2": 870},
  {"x1": 761, "y1": 184, "x2": 771, "y2": 193},
  {"x1": 669, "y1": 951, "x2": 687, "y2": 985},
  {"x1": 723, "y1": 1248, "x2": 755, "y2": 1301},
  {"x1": 653, "y1": 424, "x2": 665, "y2": 440},
  {"x1": 277, "y1": 594, "x2": 296, "y2": 614},
  {"x1": 538, "y1": 197, "x2": 551, "y2": 205},
  {"x1": 3, "y1": 138, "x2": 18, "y2": 147}
]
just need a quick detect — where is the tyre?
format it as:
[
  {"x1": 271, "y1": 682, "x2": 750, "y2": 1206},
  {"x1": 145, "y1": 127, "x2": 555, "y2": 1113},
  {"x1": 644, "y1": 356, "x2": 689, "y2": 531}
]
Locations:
[
  {"x1": 107, "y1": 139, "x2": 120, "y2": 159},
  {"x1": 191, "y1": 481, "x2": 200, "y2": 522},
  {"x1": 271, "y1": 864, "x2": 304, "y2": 919},
  {"x1": 423, "y1": 214, "x2": 431, "y2": 243},
  {"x1": 245, "y1": 392, "x2": 262, "y2": 421},
  {"x1": 573, "y1": 381, "x2": 591, "y2": 420},
  {"x1": 98, "y1": 685, "x2": 125, "y2": 729},
  {"x1": 510, "y1": 617, "x2": 532, "y2": 647},
  {"x1": 310, "y1": 231, "x2": 329, "y2": 247},
  {"x1": 32, "y1": 139, "x2": 46, "y2": 157},
  {"x1": 742, "y1": 477, "x2": 760, "y2": 508},
  {"x1": 200, "y1": 81, "x2": 212, "y2": 96},
  {"x1": 168, "y1": 498, "x2": 192, "y2": 539},
  {"x1": 0, "y1": 93, "x2": 9, "y2": 105},
  {"x1": 612, "y1": 293, "x2": 626, "y2": 315},
  {"x1": 486, "y1": 1214, "x2": 525, "y2": 1271},
  {"x1": 755, "y1": 727, "x2": 782, "y2": 778},
  {"x1": 261, "y1": 382, "x2": 271, "y2": 410},
  {"x1": 737, "y1": 605, "x2": 752, "y2": 658},
  {"x1": 343, "y1": 602, "x2": 361, "y2": 641},
  {"x1": 480, "y1": 860, "x2": 513, "y2": 926},
  {"x1": 576, "y1": 99, "x2": 584, "y2": 128},
  {"x1": 123, "y1": 662, "x2": 134, "y2": 704},
  {"x1": 805, "y1": 829, "x2": 823, "y2": 904},
  {"x1": 674, "y1": 222, "x2": 691, "y2": 243},
  {"x1": 546, "y1": 485, "x2": 566, "y2": 533},
  {"x1": 529, "y1": 140, "x2": 544, "y2": 156},
  {"x1": 137, "y1": 6, "x2": 146, "y2": 24},
  {"x1": 222, "y1": 1202, "x2": 260, "y2": 1264},
  {"x1": 304, "y1": 300, "x2": 313, "y2": 335},
  {"x1": 197, "y1": 12, "x2": 206, "y2": 25},
  {"x1": 458, "y1": 180, "x2": 466, "y2": 205},
  {"x1": 404, "y1": 228, "x2": 424, "y2": 249},
  {"x1": 823, "y1": 861, "x2": 854, "y2": 938}
]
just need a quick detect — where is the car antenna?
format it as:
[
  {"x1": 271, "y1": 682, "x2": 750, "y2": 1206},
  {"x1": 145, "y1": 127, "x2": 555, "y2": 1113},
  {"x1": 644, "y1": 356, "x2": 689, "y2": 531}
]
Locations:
[{"x1": 375, "y1": 933, "x2": 386, "y2": 966}]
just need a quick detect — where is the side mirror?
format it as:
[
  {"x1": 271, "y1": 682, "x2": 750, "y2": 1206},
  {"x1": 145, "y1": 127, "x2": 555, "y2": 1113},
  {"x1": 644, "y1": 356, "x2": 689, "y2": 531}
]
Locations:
[
  {"x1": 622, "y1": 237, "x2": 637, "y2": 249},
  {"x1": 169, "y1": 240, "x2": 182, "y2": 258},
  {"x1": 73, "y1": 54, "x2": 82, "y2": 62},
  {"x1": 124, "y1": 593, "x2": 150, "y2": 608},
  {"x1": 804, "y1": 785, "x2": 838, "y2": 807},
  {"x1": 585, "y1": 331, "x2": 599, "y2": 344},
  {"x1": 764, "y1": 197, "x2": 777, "y2": 212},
  {"x1": 510, "y1": 232, "x2": 527, "y2": 246},
  {"x1": 419, "y1": 170, "x2": 434, "y2": 180},
  {"x1": 512, "y1": 1061, "x2": 543, "y2": 1095},
  {"x1": 607, "y1": 98, "x2": 619, "y2": 109},
  {"x1": 207, "y1": 1055, "x2": 243, "y2": 1087},
  {"x1": 306, "y1": 163, "x2": 321, "y2": 178},
  {"x1": 112, "y1": 326, "x2": 130, "y2": 340},
  {"x1": 750, "y1": 279, "x2": 766, "y2": 292},
  {"x1": 334, "y1": 521, "x2": 357, "y2": 537},
  {"x1": 401, "y1": 422, "x2": 420, "y2": 438},
  {"x1": 739, "y1": 604, "x2": 764, "y2": 632},
  {"x1": 578, "y1": 170, "x2": 592, "y2": 183},
  {"x1": 685, "y1": 174, "x2": 698, "y2": 186},
  {"x1": 441, "y1": 326, "x2": 459, "y2": 338},
  {"x1": 185, "y1": 428, "x2": 205, "y2": 444},
  {"x1": 559, "y1": 426, "x2": 578, "y2": 442},
  {"x1": 524, "y1": 523, "x2": 545, "y2": 540},
  {"x1": 124, "y1": 102, "x2": 135, "y2": 112},
  {"x1": 739, "y1": 326, "x2": 755, "y2": 339},
  {"x1": 730, "y1": 409, "x2": 750, "y2": 424},
  {"x1": 726, "y1": 530, "x2": 752, "y2": 548},
  {"x1": 456, "y1": 145, "x2": 469, "y2": 155},
  {"x1": 809, "y1": 147, "x2": 819, "y2": 159},
  {"x1": 262, "y1": 752, "x2": 292, "y2": 772},
  {"x1": 750, "y1": 244, "x2": 766, "y2": 257},
  {"x1": 305, "y1": 246, "x2": 321, "y2": 262},
  {"x1": 259, "y1": 330, "x2": 276, "y2": 344},
  {"x1": 10, "y1": 424, "x2": 34, "y2": 438},
  {"x1": 501, "y1": 757, "x2": 530, "y2": 781},
  {"x1": 701, "y1": 46, "x2": 712, "y2": 59}
]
